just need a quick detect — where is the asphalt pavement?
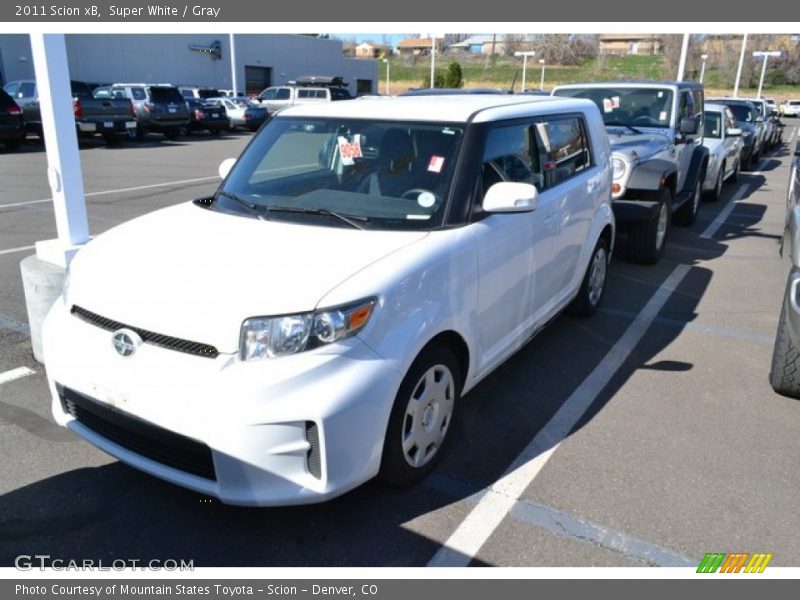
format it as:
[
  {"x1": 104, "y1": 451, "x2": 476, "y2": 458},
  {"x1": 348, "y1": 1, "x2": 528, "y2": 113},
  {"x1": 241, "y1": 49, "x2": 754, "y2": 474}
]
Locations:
[{"x1": 1, "y1": 126, "x2": 799, "y2": 568}]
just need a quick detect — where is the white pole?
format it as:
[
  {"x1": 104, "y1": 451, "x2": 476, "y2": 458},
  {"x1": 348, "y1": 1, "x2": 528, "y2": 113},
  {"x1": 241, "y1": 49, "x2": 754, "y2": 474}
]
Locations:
[
  {"x1": 676, "y1": 33, "x2": 690, "y2": 81},
  {"x1": 699, "y1": 55, "x2": 707, "y2": 83},
  {"x1": 29, "y1": 33, "x2": 89, "y2": 268},
  {"x1": 229, "y1": 33, "x2": 238, "y2": 96},
  {"x1": 385, "y1": 59, "x2": 390, "y2": 95},
  {"x1": 757, "y1": 55, "x2": 768, "y2": 98},
  {"x1": 733, "y1": 33, "x2": 748, "y2": 98},
  {"x1": 539, "y1": 59, "x2": 545, "y2": 90},
  {"x1": 430, "y1": 38, "x2": 436, "y2": 88},
  {"x1": 521, "y1": 55, "x2": 528, "y2": 92}
]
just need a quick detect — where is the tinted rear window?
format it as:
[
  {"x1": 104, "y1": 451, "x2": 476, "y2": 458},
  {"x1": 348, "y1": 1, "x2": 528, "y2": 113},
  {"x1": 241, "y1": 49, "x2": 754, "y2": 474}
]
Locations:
[
  {"x1": 150, "y1": 87, "x2": 184, "y2": 102},
  {"x1": 197, "y1": 89, "x2": 220, "y2": 99},
  {"x1": 0, "y1": 89, "x2": 18, "y2": 109}
]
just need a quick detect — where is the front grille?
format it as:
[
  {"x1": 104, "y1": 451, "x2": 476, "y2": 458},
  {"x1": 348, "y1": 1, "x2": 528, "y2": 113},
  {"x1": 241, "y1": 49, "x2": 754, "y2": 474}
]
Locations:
[
  {"x1": 71, "y1": 305, "x2": 219, "y2": 359},
  {"x1": 58, "y1": 384, "x2": 216, "y2": 481},
  {"x1": 305, "y1": 421, "x2": 321, "y2": 479}
]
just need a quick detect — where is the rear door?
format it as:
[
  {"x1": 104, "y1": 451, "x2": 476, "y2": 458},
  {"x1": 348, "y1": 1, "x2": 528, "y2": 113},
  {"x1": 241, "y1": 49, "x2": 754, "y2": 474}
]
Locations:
[{"x1": 0, "y1": 88, "x2": 24, "y2": 137}]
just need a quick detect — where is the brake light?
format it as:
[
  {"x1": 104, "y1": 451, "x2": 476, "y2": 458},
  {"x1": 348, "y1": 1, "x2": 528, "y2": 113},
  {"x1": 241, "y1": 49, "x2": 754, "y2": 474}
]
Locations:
[
  {"x1": 72, "y1": 98, "x2": 83, "y2": 119},
  {"x1": 128, "y1": 101, "x2": 135, "y2": 118},
  {"x1": 143, "y1": 102, "x2": 153, "y2": 113},
  {"x1": 194, "y1": 109, "x2": 205, "y2": 119},
  {"x1": 5, "y1": 104, "x2": 22, "y2": 115}
]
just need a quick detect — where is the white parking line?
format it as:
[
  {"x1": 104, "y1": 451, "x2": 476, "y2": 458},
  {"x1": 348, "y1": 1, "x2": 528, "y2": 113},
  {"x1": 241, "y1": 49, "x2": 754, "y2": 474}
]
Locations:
[
  {"x1": 699, "y1": 184, "x2": 750, "y2": 240},
  {"x1": 0, "y1": 175, "x2": 219, "y2": 210},
  {"x1": 427, "y1": 264, "x2": 692, "y2": 567},
  {"x1": 0, "y1": 367, "x2": 35, "y2": 386},
  {"x1": 0, "y1": 245, "x2": 35, "y2": 256}
]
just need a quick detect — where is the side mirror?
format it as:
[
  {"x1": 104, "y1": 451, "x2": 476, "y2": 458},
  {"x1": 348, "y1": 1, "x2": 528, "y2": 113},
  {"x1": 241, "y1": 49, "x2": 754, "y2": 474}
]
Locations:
[
  {"x1": 727, "y1": 127, "x2": 742, "y2": 137},
  {"x1": 679, "y1": 117, "x2": 699, "y2": 135},
  {"x1": 483, "y1": 182, "x2": 538, "y2": 213},
  {"x1": 756, "y1": 116, "x2": 764, "y2": 123},
  {"x1": 218, "y1": 157, "x2": 236, "y2": 180}
]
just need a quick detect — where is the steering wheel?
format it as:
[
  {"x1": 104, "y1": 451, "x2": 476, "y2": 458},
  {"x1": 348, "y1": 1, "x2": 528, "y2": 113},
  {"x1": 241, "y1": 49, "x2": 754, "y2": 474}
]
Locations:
[{"x1": 401, "y1": 189, "x2": 441, "y2": 206}]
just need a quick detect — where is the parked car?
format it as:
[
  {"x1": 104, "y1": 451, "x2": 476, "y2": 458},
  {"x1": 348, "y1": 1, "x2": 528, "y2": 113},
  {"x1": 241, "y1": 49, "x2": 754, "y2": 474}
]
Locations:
[
  {"x1": 707, "y1": 98, "x2": 760, "y2": 170},
  {"x1": 770, "y1": 139, "x2": 800, "y2": 398},
  {"x1": 255, "y1": 76, "x2": 352, "y2": 113},
  {"x1": 553, "y1": 81, "x2": 709, "y2": 264},
  {"x1": 206, "y1": 96, "x2": 268, "y2": 131},
  {"x1": 109, "y1": 83, "x2": 190, "y2": 140},
  {"x1": 401, "y1": 88, "x2": 512, "y2": 96},
  {"x1": 741, "y1": 97, "x2": 775, "y2": 154},
  {"x1": 781, "y1": 100, "x2": 800, "y2": 118},
  {"x1": 701, "y1": 102, "x2": 743, "y2": 201},
  {"x1": 0, "y1": 87, "x2": 25, "y2": 150},
  {"x1": 217, "y1": 89, "x2": 246, "y2": 98},
  {"x1": 3, "y1": 79, "x2": 136, "y2": 146},
  {"x1": 182, "y1": 98, "x2": 228, "y2": 135},
  {"x1": 43, "y1": 94, "x2": 615, "y2": 506}
]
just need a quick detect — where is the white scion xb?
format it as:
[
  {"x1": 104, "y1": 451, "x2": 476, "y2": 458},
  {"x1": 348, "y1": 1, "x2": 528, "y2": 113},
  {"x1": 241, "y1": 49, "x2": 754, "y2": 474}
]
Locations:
[{"x1": 43, "y1": 94, "x2": 615, "y2": 506}]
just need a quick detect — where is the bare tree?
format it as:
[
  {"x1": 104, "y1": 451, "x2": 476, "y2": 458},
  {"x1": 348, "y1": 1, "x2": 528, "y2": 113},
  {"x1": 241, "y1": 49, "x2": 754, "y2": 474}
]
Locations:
[{"x1": 532, "y1": 34, "x2": 598, "y2": 65}]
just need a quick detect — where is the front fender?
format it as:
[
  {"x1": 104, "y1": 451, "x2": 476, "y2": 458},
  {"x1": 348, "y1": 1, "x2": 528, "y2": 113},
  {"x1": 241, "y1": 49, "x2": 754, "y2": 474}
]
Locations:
[
  {"x1": 682, "y1": 145, "x2": 710, "y2": 194},
  {"x1": 626, "y1": 159, "x2": 677, "y2": 192}
]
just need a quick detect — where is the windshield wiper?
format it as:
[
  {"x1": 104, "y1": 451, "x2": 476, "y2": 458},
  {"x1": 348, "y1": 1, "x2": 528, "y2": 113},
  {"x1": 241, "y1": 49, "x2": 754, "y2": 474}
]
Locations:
[
  {"x1": 215, "y1": 190, "x2": 265, "y2": 218},
  {"x1": 606, "y1": 122, "x2": 643, "y2": 134},
  {"x1": 264, "y1": 205, "x2": 369, "y2": 230}
]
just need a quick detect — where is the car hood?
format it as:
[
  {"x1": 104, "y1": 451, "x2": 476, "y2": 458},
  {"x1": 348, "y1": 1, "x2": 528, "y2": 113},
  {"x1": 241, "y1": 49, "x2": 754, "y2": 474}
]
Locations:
[
  {"x1": 606, "y1": 130, "x2": 671, "y2": 162},
  {"x1": 67, "y1": 202, "x2": 428, "y2": 353}
]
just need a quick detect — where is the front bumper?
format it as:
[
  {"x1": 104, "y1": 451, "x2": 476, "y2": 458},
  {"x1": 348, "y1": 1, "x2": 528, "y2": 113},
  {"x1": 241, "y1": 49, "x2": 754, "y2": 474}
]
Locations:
[
  {"x1": 42, "y1": 300, "x2": 401, "y2": 506},
  {"x1": 611, "y1": 199, "x2": 660, "y2": 224}
]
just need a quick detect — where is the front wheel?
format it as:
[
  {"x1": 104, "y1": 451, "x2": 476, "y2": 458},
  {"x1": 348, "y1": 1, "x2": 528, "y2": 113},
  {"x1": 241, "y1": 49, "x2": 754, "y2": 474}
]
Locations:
[
  {"x1": 769, "y1": 302, "x2": 800, "y2": 399},
  {"x1": 674, "y1": 174, "x2": 703, "y2": 226},
  {"x1": 379, "y1": 343, "x2": 461, "y2": 486},
  {"x1": 704, "y1": 163, "x2": 724, "y2": 202},
  {"x1": 567, "y1": 238, "x2": 609, "y2": 317},
  {"x1": 626, "y1": 187, "x2": 671, "y2": 264}
]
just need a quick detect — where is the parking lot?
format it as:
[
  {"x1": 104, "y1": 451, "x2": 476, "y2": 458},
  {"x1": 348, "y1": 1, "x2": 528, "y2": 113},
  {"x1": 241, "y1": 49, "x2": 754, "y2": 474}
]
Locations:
[{"x1": 1, "y1": 125, "x2": 800, "y2": 568}]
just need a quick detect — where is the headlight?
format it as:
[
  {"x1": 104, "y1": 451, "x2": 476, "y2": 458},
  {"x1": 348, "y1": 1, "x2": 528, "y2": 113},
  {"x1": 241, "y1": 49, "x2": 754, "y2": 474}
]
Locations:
[
  {"x1": 612, "y1": 157, "x2": 627, "y2": 180},
  {"x1": 240, "y1": 298, "x2": 375, "y2": 360}
]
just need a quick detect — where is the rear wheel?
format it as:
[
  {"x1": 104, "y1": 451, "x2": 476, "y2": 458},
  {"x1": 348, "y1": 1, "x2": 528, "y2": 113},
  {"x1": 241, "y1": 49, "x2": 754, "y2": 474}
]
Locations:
[
  {"x1": 164, "y1": 128, "x2": 180, "y2": 140},
  {"x1": 4, "y1": 140, "x2": 22, "y2": 151},
  {"x1": 730, "y1": 157, "x2": 740, "y2": 183},
  {"x1": 379, "y1": 343, "x2": 461, "y2": 486},
  {"x1": 567, "y1": 238, "x2": 609, "y2": 317},
  {"x1": 102, "y1": 133, "x2": 122, "y2": 146},
  {"x1": 627, "y1": 187, "x2": 671, "y2": 265}
]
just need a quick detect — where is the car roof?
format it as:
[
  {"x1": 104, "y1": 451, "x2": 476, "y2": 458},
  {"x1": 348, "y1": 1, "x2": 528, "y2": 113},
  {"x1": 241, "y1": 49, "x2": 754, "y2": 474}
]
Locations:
[
  {"x1": 277, "y1": 94, "x2": 593, "y2": 123},
  {"x1": 553, "y1": 80, "x2": 702, "y2": 90},
  {"x1": 703, "y1": 102, "x2": 729, "y2": 112}
]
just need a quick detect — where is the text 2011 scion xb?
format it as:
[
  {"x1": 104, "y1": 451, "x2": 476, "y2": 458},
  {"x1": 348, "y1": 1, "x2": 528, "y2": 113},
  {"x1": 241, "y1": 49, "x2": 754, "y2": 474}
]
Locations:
[{"x1": 43, "y1": 95, "x2": 615, "y2": 506}]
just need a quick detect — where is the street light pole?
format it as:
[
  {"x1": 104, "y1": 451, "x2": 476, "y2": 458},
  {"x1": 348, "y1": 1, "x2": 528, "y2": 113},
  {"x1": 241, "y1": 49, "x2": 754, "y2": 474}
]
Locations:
[
  {"x1": 753, "y1": 51, "x2": 781, "y2": 99},
  {"x1": 228, "y1": 33, "x2": 238, "y2": 96},
  {"x1": 430, "y1": 37, "x2": 436, "y2": 89},
  {"x1": 733, "y1": 33, "x2": 748, "y2": 97},
  {"x1": 699, "y1": 54, "x2": 708, "y2": 83},
  {"x1": 676, "y1": 33, "x2": 690, "y2": 81},
  {"x1": 384, "y1": 57, "x2": 390, "y2": 95},
  {"x1": 539, "y1": 58, "x2": 546, "y2": 90},
  {"x1": 514, "y1": 50, "x2": 535, "y2": 92}
]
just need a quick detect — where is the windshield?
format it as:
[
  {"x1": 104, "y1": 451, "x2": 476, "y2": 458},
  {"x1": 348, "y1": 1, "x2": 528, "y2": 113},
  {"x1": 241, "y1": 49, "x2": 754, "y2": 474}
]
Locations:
[
  {"x1": 703, "y1": 113, "x2": 723, "y2": 139},
  {"x1": 218, "y1": 117, "x2": 464, "y2": 230},
  {"x1": 725, "y1": 104, "x2": 753, "y2": 123},
  {"x1": 554, "y1": 86, "x2": 674, "y2": 129}
]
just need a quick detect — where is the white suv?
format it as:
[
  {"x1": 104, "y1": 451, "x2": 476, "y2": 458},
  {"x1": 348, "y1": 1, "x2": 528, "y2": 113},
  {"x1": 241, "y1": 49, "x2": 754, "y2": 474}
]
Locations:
[{"x1": 43, "y1": 94, "x2": 615, "y2": 506}]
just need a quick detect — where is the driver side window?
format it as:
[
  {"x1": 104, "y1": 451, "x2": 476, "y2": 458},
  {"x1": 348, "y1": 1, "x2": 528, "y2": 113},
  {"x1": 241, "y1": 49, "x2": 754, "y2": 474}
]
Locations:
[{"x1": 480, "y1": 122, "x2": 545, "y2": 197}]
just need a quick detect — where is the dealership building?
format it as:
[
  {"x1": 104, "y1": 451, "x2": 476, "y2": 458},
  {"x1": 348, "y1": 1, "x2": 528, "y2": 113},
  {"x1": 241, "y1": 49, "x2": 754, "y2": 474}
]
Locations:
[{"x1": 0, "y1": 34, "x2": 378, "y2": 96}]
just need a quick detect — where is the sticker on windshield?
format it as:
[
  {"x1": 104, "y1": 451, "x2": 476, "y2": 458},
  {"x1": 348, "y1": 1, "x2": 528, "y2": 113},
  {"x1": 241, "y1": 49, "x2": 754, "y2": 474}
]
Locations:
[
  {"x1": 417, "y1": 192, "x2": 436, "y2": 208},
  {"x1": 428, "y1": 155, "x2": 445, "y2": 173},
  {"x1": 603, "y1": 97, "x2": 620, "y2": 113},
  {"x1": 659, "y1": 111, "x2": 668, "y2": 121},
  {"x1": 338, "y1": 135, "x2": 363, "y2": 165}
]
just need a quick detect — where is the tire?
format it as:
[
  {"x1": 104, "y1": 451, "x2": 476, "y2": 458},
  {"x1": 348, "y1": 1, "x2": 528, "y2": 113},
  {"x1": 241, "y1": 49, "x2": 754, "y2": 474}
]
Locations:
[
  {"x1": 769, "y1": 302, "x2": 800, "y2": 399},
  {"x1": 4, "y1": 140, "x2": 22, "y2": 151},
  {"x1": 379, "y1": 343, "x2": 461, "y2": 486},
  {"x1": 627, "y1": 187, "x2": 671, "y2": 265},
  {"x1": 164, "y1": 128, "x2": 180, "y2": 140},
  {"x1": 674, "y1": 173, "x2": 703, "y2": 227},
  {"x1": 567, "y1": 238, "x2": 609, "y2": 317},
  {"x1": 704, "y1": 163, "x2": 724, "y2": 202},
  {"x1": 127, "y1": 126, "x2": 145, "y2": 142},
  {"x1": 749, "y1": 149, "x2": 759, "y2": 171},
  {"x1": 211, "y1": 128, "x2": 221, "y2": 136},
  {"x1": 730, "y1": 157, "x2": 740, "y2": 184}
]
